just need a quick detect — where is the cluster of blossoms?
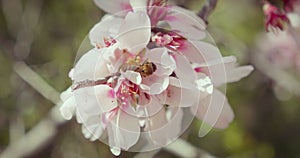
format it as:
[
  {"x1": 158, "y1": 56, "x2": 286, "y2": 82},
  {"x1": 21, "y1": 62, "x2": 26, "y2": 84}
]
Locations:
[{"x1": 59, "y1": 0, "x2": 253, "y2": 156}]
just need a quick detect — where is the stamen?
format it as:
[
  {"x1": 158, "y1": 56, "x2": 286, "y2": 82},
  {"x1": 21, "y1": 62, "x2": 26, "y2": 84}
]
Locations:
[{"x1": 151, "y1": 28, "x2": 186, "y2": 51}]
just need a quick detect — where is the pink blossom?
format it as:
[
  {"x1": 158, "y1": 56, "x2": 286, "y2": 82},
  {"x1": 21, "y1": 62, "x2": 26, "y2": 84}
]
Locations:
[
  {"x1": 191, "y1": 56, "x2": 253, "y2": 133},
  {"x1": 59, "y1": 0, "x2": 254, "y2": 155},
  {"x1": 257, "y1": 30, "x2": 300, "y2": 73},
  {"x1": 263, "y1": 2, "x2": 290, "y2": 32},
  {"x1": 61, "y1": 10, "x2": 186, "y2": 155}
]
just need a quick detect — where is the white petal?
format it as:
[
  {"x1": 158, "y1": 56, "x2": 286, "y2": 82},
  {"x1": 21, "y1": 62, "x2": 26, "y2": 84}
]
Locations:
[
  {"x1": 227, "y1": 65, "x2": 254, "y2": 83},
  {"x1": 143, "y1": 107, "x2": 167, "y2": 132},
  {"x1": 140, "y1": 75, "x2": 169, "y2": 94},
  {"x1": 179, "y1": 40, "x2": 223, "y2": 64},
  {"x1": 173, "y1": 53, "x2": 197, "y2": 83},
  {"x1": 143, "y1": 108, "x2": 183, "y2": 146},
  {"x1": 136, "y1": 96, "x2": 164, "y2": 117},
  {"x1": 94, "y1": 0, "x2": 131, "y2": 14},
  {"x1": 165, "y1": 79, "x2": 200, "y2": 107},
  {"x1": 68, "y1": 68, "x2": 74, "y2": 80},
  {"x1": 116, "y1": 11, "x2": 151, "y2": 54},
  {"x1": 74, "y1": 87, "x2": 103, "y2": 123},
  {"x1": 60, "y1": 87, "x2": 72, "y2": 101},
  {"x1": 73, "y1": 49, "x2": 110, "y2": 82},
  {"x1": 130, "y1": 0, "x2": 147, "y2": 13},
  {"x1": 143, "y1": 109, "x2": 168, "y2": 146},
  {"x1": 201, "y1": 56, "x2": 235, "y2": 87},
  {"x1": 196, "y1": 76, "x2": 214, "y2": 95},
  {"x1": 82, "y1": 115, "x2": 104, "y2": 141},
  {"x1": 89, "y1": 15, "x2": 123, "y2": 47},
  {"x1": 82, "y1": 124, "x2": 92, "y2": 139},
  {"x1": 193, "y1": 89, "x2": 234, "y2": 135},
  {"x1": 145, "y1": 48, "x2": 176, "y2": 76},
  {"x1": 166, "y1": 87, "x2": 199, "y2": 107},
  {"x1": 201, "y1": 56, "x2": 253, "y2": 87},
  {"x1": 110, "y1": 146, "x2": 121, "y2": 156},
  {"x1": 123, "y1": 70, "x2": 142, "y2": 85},
  {"x1": 76, "y1": 109, "x2": 84, "y2": 123},
  {"x1": 59, "y1": 96, "x2": 76, "y2": 120},
  {"x1": 118, "y1": 112, "x2": 140, "y2": 149},
  {"x1": 107, "y1": 110, "x2": 140, "y2": 150}
]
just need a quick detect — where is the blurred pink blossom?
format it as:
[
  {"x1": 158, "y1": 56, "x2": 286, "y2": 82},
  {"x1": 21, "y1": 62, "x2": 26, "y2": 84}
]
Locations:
[{"x1": 263, "y1": 2, "x2": 290, "y2": 32}]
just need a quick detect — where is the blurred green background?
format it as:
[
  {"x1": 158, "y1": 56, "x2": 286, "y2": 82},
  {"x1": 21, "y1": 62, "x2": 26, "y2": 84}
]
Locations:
[{"x1": 1, "y1": 0, "x2": 300, "y2": 157}]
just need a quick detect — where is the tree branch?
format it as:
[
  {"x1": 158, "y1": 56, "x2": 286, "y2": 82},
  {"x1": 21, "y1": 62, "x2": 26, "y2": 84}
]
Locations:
[
  {"x1": 0, "y1": 62, "x2": 66, "y2": 158},
  {"x1": 14, "y1": 61, "x2": 60, "y2": 103}
]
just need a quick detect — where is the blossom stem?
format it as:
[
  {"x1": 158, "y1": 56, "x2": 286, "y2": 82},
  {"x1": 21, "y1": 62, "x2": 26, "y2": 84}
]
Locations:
[
  {"x1": 197, "y1": 0, "x2": 218, "y2": 24},
  {"x1": 71, "y1": 73, "x2": 121, "y2": 91}
]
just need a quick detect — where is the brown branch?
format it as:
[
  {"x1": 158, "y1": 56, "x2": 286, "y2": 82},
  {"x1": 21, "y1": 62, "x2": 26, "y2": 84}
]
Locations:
[
  {"x1": 72, "y1": 79, "x2": 108, "y2": 91},
  {"x1": 198, "y1": 0, "x2": 218, "y2": 25}
]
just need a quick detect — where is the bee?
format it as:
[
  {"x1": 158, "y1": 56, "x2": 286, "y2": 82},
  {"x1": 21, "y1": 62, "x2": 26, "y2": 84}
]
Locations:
[
  {"x1": 135, "y1": 60, "x2": 157, "y2": 77},
  {"x1": 120, "y1": 56, "x2": 157, "y2": 77}
]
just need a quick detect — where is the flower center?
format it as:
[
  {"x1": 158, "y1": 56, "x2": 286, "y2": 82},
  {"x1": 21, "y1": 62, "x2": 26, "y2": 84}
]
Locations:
[
  {"x1": 148, "y1": 0, "x2": 168, "y2": 7},
  {"x1": 151, "y1": 29, "x2": 186, "y2": 51},
  {"x1": 96, "y1": 36, "x2": 116, "y2": 49},
  {"x1": 116, "y1": 79, "x2": 140, "y2": 109}
]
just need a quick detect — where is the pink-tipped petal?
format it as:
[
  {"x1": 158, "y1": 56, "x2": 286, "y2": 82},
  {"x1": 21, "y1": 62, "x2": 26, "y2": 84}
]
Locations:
[
  {"x1": 89, "y1": 15, "x2": 123, "y2": 47},
  {"x1": 165, "y1": 6, "x2": 206, "y2": 40},
  {"x1": 179, "y1": 40, "x2": 223, "y2": 64},
  {"x1": 94, "y1": 85, "x2": 118, "y2": 112}
]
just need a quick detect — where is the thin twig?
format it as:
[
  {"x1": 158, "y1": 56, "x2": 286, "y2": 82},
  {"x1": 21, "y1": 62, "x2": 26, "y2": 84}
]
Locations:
[
  {"x1": 1, "y1": 62, "x2": 65, "y2": 158},
  {"x1": 198, "y1": 0, "x2": 218, "y2": 24}
]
